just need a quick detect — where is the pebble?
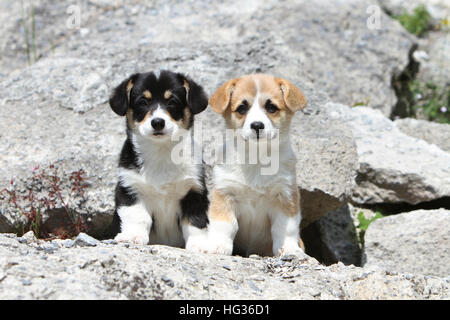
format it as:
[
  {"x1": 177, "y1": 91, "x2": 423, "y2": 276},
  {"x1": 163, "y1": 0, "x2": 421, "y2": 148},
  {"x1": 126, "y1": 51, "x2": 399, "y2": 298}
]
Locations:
[
  {"x1": 74, "y1": 233, "x2": 99, "y2": 247},
  {"x1": 311, "y1": 290, "x2": 321, "y2": 297},
  {"x1": 60, "y1": 239, "x2": 76, "y2": 248},
  {"x1": 280, "y1": 254, "x2": 297, "y2": 262},
  {"x1": 222, "y1": 265, "x2": 231, "y2": 271},
  {"x1": 39, "y1": 242, "x2": 59, "y2": 254},
  {"x1": 21, "y1": 279, "x2": 32, "y2": 286},
  {"x1": 101, "y1": 239, "x2": 117, "y2": 245},
  {"x1": 17, "y1": 237, "x2": 27, "y2": 244},
  {"x1": 17, "y1": 231, "x2": 38, "y2": 244},
  {"x1": 247, "y1": 280, "x2": 263, "y2": 293},
  {"x1": 273, "y1": 260, "x2": 285, "y2": 267},
  {"x1": 250, "y1": 275, "x2": 265, "y2": 282},
  {"x1": 161, "y1": 275, "x2": 174, "y2": 287}
]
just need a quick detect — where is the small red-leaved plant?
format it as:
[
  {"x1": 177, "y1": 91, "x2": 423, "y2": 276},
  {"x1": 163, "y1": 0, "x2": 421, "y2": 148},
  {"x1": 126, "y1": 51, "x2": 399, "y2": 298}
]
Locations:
[{"x1": 0, "y1": 164, "x2": 89, "y2": 239}]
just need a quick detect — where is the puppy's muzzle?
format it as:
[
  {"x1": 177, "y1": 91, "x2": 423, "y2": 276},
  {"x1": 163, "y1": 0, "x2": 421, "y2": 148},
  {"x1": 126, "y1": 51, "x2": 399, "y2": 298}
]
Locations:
[
  {"x1": 250, "y1": 121, "x2": 265, "y2": 139},
  {"x1": 151, "y1": 117, "x2": 165, "y2": 135}
]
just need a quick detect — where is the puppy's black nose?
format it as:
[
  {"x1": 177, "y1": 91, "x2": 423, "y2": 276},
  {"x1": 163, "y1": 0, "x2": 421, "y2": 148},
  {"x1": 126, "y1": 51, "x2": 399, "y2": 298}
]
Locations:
[
  {"x1": 250, "y1": 122, "x2": 265, "y2": 137},
  {"x1": 151, "y1": 118, "x2": 165, "y2": 131}
]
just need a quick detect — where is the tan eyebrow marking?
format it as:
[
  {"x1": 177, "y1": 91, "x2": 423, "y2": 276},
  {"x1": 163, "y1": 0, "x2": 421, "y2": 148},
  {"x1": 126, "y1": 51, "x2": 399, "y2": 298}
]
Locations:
[
  {"x1": 143, "y1": 90, "x2": 152, "y2": 99},
  {"x1": 164, "y1": 90, "x2": 172, "y2": 99},
  {"x1": 138, "y1": 111, "x2": 152, "y2": 125}
]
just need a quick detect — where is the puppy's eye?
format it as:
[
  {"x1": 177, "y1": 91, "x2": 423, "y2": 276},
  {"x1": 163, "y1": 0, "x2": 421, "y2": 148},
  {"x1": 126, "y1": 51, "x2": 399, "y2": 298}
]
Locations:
[
  {"x1": 235, "y1": 101, "x2": 248, "y2": 115},
  {"x1": 265, "y1": 100, "x2": 279, "y2": 113},
  {"x1": 137, "y1": 99, "x2": 149, "y2": 107},
  {"x1": 167, "y1": 97, "x2": 179, "y2": 106}
]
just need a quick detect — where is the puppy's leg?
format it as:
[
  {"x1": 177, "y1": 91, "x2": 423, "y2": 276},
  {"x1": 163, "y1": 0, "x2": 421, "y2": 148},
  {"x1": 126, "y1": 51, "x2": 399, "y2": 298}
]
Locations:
[
  {"x1": 115, "y1": 202, "x2": 152, "y2": 245},
  {"x1": 205, "y1": 189, "x2": 238, "y2": 255},
  {"x1": 114, "y1": 184, "x2": 152, "y2": 245},
  {"x1": 271, "y1": 188, "x2": 306, "y2": 257},
  {"x1": 180, "y1": 189, "x2": 210, "y2": 253}
]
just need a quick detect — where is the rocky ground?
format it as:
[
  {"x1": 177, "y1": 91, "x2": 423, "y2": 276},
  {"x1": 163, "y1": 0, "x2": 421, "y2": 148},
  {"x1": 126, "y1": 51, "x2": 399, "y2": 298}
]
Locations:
[
  {"x1": 0, "y1": 0, "x2": 449, "y2": 299},
  {"x1": 1, "y1": 232, "x2": 448, "y2": 299}
]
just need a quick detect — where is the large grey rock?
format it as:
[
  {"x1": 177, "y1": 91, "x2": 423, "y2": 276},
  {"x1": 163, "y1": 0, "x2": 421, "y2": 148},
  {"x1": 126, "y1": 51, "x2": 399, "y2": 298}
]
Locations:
[
  {"x1": 0, "y1": 0, "x2": 109, "y2": 78},
  {"x1": 0, "y1": 87, "x2": 123, "y2": 237},
  {"x1": 0, "y1": 0, "x2": 424, "y2": 233},
  {"x1": 363, "y1": 209, "x2": 450, "y2": 277},
  {"x1": 1, "y1": 0, "x2": 415, "y2": 116},
  {"x1": 0, "y1": 233, "x2": 448, "y2": 299},
  {"x1": 0, "y1": 36, "x2": 358, "y2": 235},
  {"x1": 255, "y1": 0, "x2": 416, "y2": 116},
  {"x1": 395, "y1": 118, "x2": 450, "y2": 152},
  {"x1": 2, "y1": 58, "x2": 110, "y2": 113},
  {"x1": 414, "y1": 32, "x2": 450, "y2": 87},
  {"x1": 329, "y1": 103, "x2": 450, "y2": 205}
]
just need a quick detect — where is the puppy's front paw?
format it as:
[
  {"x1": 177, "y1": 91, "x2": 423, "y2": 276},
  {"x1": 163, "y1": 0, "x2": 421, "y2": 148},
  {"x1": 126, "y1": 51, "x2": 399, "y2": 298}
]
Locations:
[
  {"x1": 185, "y1": 236, "x2": 210, "y2": 253},
  {"x1": 277, "y1": 244, "x2": 308, "y2": 260},
  {"x1": 115, "y1": 232, "x2": 149, "y2": 245},
  {"x1": 205, "y1": 238, "x2": 233, "y2": 255}
]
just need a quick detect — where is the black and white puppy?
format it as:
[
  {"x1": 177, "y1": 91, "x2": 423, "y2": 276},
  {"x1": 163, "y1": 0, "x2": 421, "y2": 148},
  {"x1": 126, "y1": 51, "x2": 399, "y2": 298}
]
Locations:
[{"x1": 109, "y1": 70, "x2": 209, "y2": 251}]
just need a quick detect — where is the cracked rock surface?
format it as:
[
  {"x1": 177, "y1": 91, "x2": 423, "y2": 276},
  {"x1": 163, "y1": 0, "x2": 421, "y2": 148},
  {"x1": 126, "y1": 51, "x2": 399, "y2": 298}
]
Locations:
[{"x1": 0, "y1": 233, "x2": 448, "y2": 299}]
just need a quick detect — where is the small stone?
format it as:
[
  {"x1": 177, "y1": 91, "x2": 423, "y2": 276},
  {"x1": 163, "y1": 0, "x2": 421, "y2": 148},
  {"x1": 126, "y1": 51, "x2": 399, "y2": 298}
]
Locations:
[
  {"x1": 273, "y1": 260, "x2": 285, "y2": 267},
  {"x1": 250, "y1": 275, "x2": 265, "y2": 282},
  {"x1": 40, "y1": 242, "x2": 59, "y2": 254},
  {"x1": 74, "y1": 233, "x2": 99, "y2": 247},
  {"x1": 247, "y1": 280, "x2": 263, "y2": 293},
  {"x1": 22, "y1": 231, "x2": 38, "y2": 244},
  {"x1": 21, "y1": 279, "x2": 32, "y2": 286},
  {"x1": 60, "y1": 239, "x2": 75, "y2": 248},
  {"x1": 100, "y1": 257, "x2": 115, "y2": 268},
  {"x1": 249, "y1": 254, "x2": 261, "y2": 260},
  {"x1": 101, "y1": 239, "x2": 117, "y2": 245},
  {"x1": 17, "y1": 237, "x2": 27, "y2": 244},
  {"x1": 222, "y1": 265, "x2": 231, "y2": 271},
  {"x1": 161, "y1": 275, "x2": 174, "y2": 287},
  {"x1": 311, "y1": 290, "x2": 321, "y2": 297},
  {"x1": 280, "y1": 254, "x2": 295, "y2": 262}
]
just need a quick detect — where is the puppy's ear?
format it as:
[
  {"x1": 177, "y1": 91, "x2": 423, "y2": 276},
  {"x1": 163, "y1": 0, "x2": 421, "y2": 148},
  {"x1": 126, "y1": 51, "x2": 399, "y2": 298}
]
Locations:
[
  {"x1": 275, "y1": 77, "x2": 307, "y2": 112},
  {"x1": 209, "y1": 78, "x2": 238, "y2": 114},
  {"x1": 179, "y1": 74, "x2": 208, "y2": 115},
  {"x1": 109, "y1": 74, "x2": 139, "y2": 116}
]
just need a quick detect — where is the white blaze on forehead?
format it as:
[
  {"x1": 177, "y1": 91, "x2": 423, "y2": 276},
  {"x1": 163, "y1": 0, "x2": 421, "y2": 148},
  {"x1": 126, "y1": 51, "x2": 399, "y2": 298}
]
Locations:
[
  {"x1": 153, "y1": 69, "x2": 161, "y2": 79},
  {"x1": 241, "y1": 78, "x2": 275, "y2": 139},
  {"x1": 151, "y1": 106, "x2": 171, "y2": 122}
]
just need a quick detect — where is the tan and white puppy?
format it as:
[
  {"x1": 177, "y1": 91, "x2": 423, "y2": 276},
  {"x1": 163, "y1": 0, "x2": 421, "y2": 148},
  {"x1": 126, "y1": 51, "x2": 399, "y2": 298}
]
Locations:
[{"x1": 206, "y1": 74, "x2": 307, "y2": 257}]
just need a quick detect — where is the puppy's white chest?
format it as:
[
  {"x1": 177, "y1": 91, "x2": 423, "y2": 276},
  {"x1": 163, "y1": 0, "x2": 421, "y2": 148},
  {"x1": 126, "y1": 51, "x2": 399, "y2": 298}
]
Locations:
[
  {"x1": 119, "y1": 163, "x2": 199, "y2": 247},
  {"x1": 231, "y1": 186, "x2": 276, "y2": 256}
]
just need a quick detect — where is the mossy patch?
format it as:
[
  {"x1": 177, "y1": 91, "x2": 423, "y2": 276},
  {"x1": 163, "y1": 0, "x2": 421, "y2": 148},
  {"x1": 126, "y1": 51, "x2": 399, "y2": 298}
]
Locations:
[
  {"x1": 409, "y1": 80, "x2": 450, "y2": 124},
  {"x1": 394, "y1": 5, "x2": 432, "y2": 37}
]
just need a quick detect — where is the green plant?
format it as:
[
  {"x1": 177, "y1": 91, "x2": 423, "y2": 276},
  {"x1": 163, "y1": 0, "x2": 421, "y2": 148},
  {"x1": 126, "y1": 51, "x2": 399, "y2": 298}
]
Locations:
[
  {"x1": 357, "y1": 211, "x2": 384, "y2": 245},
  {"x1": 395, "y1": 5, "x2": 431, "y2": 37},
  {"x1": 31, "y1": 206, "x2": 41, "y2": 238},
  {"x1": 352, "y1": 97, "x2": 371, "y2": 107},
  {"x1": 20, "y1": 0, "x2": 38, "y2": 65},
  {"x1": 409, "y1": 80, "x2": 450, "y2": 124}
]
